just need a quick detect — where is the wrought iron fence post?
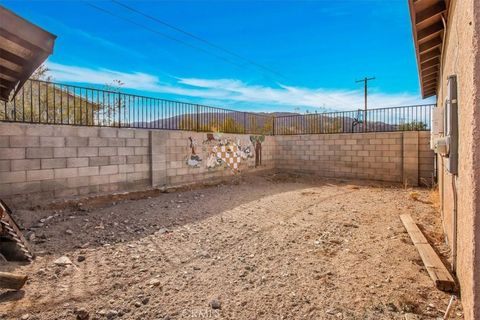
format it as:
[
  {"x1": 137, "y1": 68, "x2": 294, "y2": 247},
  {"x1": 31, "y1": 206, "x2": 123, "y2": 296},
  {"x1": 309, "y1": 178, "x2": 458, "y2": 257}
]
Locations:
[
  {"x1": 117, "y1": 93, "x2": 121, "y2": 128},
  {"x1": 243, "y1": 112, "x2": 246, "y2": 134},
  {"x1": 272, "y1": 116, "x2": 275, "y2": 135},
  {"x1": 196, "y1": 104, "x2": 199, "y2": 132}
]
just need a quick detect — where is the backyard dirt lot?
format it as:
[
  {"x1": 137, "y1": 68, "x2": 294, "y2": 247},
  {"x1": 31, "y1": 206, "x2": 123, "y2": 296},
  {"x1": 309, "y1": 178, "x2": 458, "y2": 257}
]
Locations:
[{"x1": 0, "y1": 173, "x2": 462, "y2": 320}]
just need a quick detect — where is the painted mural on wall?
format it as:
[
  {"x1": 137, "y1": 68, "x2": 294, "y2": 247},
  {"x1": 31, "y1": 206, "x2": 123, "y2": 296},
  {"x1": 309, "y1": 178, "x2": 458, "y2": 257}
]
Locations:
[
  {"x1": 185, "y1": 133, "x2": 264, "y2": 172},
  {"x1": 186, "y1": 137, "x2": 202, "y2": 167},
  {"x1": 250, "y1": 135, "x2": 264, "y2": 167}
]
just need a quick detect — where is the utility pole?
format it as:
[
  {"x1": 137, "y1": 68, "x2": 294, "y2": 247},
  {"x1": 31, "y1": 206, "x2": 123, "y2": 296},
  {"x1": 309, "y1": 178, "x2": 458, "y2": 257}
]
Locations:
[{"x1": 355, "y1": 76, "x2": 375, "y2": 132}]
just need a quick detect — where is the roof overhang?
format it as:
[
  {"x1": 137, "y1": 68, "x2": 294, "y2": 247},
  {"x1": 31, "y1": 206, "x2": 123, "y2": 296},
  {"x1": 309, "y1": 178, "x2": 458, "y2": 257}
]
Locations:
[
  {"x1": 408, "y1": 0, "x2": 450, "y2": 98},
  {"x1": 0, "y1": 5, "x2": 56, "y2": 101}
]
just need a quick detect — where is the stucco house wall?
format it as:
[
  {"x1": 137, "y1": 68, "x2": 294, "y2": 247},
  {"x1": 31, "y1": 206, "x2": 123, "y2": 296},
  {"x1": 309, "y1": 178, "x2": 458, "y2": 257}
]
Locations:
[{"x1": 435, "y1": 0, "x2": 480, "y2": 318}]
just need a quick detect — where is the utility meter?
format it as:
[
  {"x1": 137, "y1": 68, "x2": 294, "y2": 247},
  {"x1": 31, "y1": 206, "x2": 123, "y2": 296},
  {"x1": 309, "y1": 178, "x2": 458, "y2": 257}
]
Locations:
[
  {"x1": 435, "y1": 75, "x2": 458, "y2": 175},
  {"x1": 430, "y1": 107, "x2": 444, "y2": 150}
]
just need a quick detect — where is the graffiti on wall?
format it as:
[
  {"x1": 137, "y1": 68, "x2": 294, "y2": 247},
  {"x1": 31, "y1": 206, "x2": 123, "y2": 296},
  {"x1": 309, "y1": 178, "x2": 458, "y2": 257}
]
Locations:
[{"x1": 185, "y1": 133, "x2": 264, "y2": 172}]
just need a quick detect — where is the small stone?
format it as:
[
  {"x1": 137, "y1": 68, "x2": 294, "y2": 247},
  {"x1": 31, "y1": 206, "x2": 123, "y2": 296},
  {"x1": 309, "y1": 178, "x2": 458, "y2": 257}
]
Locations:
[
  {"x1": 158, "y1": 228, "x2": 169, "y2": 235},
  {"x1": 21, "y1": 314, "x2": 30, "y2": 320},
  {"x1": 386, "y1": 302, "x2": 398, "y2": 312},
  {"x1": 210, "y1": 299, "x2": 221, "y2": 310},
  {"x1": 54, "y1": 256, "x2": 72, "y2": 266},
  {"x1": 149, "y1": 278, "x2": 161, "y2": 287},
  {"x1": 74, "y1": 308, "x2": 89, "y2": 320},
  {"x1": 106, "y1": 310, "x2": 118, "y2": 319},
  {"x1": 141, "y1": 297, "x2": 149, "y2": 305},
  {"x1": 199, "y1": 251, "x2": 211, "y2": 258},
  {"x1": 77, "y1": 255, "x2": 86, "y2": 262},
  {"x1": 134, "y1": 301, "x2": 142, "y2": 308},
  {"x1": 66, "y1": 229, "x2": 73, "y2": 235},
  {"x1": 326, "y1": 309, "x2": 336, "y2": 315},
  {"x1": 36, "y1": 268, "x2": 46, "y2": 276}
]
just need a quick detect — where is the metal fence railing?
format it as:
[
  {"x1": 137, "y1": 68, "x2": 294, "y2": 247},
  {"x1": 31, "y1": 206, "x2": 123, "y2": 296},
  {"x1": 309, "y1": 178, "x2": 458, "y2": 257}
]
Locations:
[
  {"x1": 0, "y1": 79, "x2": 274, "y2": 135},
  {"x1": 273, "y1": 104, "x2": 433, "y2": 135},
  {"x1": 0, "y1": 79, "x2": 433, "y2": 136}
]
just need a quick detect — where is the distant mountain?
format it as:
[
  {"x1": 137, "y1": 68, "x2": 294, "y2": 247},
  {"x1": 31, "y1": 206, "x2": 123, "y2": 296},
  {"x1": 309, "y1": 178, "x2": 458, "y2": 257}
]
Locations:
[{"x1": 128, "y1": 110, "x2": 399, "y2": 134}]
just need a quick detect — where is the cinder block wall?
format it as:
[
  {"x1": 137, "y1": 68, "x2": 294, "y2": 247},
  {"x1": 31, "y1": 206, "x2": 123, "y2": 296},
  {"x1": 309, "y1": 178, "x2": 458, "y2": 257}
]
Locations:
[
  {"x1": 0, "y1": 123, "x2": 276, "y2": 202},
  {"x1": 0, "y1": 122, "x2": 433, "y2": 203},
  {"x1": 157, "y1": 131, "x2": 275, "y2": 187},
  {"x1": 0, "y1": 123, "x2": 150, "y2": 202},
  {"x1": 275, "y1": 131, "x2": 433, "y2": 186}
]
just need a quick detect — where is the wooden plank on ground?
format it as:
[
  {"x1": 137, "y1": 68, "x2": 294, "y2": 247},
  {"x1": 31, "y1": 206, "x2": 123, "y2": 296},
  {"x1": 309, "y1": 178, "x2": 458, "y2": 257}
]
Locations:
[
  {"x1": 400, "y1": 214, "x2": 455, "y2": 292},
  {"x1": 0, "y1": 271, "x2": 27, "y2": 290}
]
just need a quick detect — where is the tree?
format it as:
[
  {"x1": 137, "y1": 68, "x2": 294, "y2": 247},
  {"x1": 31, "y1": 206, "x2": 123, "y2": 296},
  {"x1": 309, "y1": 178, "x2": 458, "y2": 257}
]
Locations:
[
  {"x1": 100, "y1": 79, "x2": 124, "y2": 127},
  {"x1": 260, "y1": 117, "x2": 274, "y2": 135},
  {"x1": 398, "y1": 121, "x2": 427, "y2": 131},
  {"x1": 30, "y1": 64, "x2": 52, "y2": 81},
  {"x1": 179, "y1": 115, "x2": 196, "y2": 131},
  {"x1": 1, "y1": 65, "x2": 101, "y2": 125},
  {"x1": 218, "y1": 116, "x2": 244, "y2": 133}
]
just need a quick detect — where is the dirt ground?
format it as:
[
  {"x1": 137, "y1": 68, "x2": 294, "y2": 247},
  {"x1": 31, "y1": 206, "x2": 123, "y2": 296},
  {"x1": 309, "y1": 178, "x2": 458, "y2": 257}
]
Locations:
[{"x1": 0, "y1": 173, "x2": 463, "y2": 320}]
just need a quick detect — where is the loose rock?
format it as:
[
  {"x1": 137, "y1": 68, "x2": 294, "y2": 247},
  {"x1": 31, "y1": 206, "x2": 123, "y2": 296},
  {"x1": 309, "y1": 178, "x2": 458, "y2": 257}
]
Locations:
[
  {"x1": 54, "y1": 256, "x2": 72, "y2": 266},
  {"x1": 210, "y1": 299, "x2": 221, "y2": 310},
  {"x1": 74, "y1": 308, "x2": 89, "y2": 320}
]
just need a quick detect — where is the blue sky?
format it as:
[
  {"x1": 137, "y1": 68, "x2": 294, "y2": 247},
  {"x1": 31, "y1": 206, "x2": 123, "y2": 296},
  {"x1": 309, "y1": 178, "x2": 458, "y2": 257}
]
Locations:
[{"x1": 2, "y1": 0, "x2": 433, "y2": 112}]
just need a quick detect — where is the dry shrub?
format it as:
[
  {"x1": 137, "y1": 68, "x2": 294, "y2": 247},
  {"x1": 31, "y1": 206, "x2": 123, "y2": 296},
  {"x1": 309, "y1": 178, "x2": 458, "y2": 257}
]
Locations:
[{"x1": 409, "y1": 191, "x2": 420, "y2": 201}]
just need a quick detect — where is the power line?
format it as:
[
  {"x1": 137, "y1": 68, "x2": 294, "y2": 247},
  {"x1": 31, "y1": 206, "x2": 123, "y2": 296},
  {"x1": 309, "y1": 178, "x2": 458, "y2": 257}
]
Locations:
[
  {"x1": 84, "y1": 1, "x2": 356, "y2": 111},
  {"x1": 84, "y1": 2, "x2": 245, "y2": 69},
  {"x1": 111, "y1": 0, "x2": 287, "y2": 80}
]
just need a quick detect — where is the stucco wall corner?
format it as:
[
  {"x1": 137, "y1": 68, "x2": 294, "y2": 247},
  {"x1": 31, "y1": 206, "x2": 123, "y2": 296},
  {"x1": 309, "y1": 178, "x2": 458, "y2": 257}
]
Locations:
[{"x1": 469, "y1": 1, "x2": 480, "y2": 317}]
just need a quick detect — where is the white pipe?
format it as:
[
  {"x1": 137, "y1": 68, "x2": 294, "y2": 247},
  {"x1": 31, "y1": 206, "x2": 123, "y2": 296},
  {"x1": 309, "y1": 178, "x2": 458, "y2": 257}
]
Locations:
[
  {"x1": 443, "y1": 295, "x2": 457, "y2": 319},
  {"x1": 452, "y1": 175, "x2": 458, "y2": 274}
]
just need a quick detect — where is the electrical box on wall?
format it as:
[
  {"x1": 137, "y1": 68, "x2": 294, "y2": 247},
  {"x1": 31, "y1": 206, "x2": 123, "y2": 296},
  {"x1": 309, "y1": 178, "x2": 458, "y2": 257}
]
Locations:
[
  {"x1": 445, "y1": 75, "x2": 458, "y2": 175},
  {"x1": 430, "y1": 107, "x2": 444, "y2": 150},
  {"x1": 435, "y1": 75, "x2": 458, "y2": 175}
]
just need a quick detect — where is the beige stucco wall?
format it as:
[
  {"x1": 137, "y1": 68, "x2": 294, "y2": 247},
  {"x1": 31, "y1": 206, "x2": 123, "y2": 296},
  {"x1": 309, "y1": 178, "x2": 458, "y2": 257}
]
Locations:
[{"x1": 435, "y1": 0, "x2": 480, "y2": 318}]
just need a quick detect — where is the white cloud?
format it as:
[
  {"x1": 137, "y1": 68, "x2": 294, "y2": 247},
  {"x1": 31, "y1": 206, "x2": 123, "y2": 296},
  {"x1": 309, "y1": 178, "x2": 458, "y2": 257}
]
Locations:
[
  {"x1": 46, "y1": 62, "x2": 429, "y2": 112},
  {"x1": 47, "y1": 62, "x2": 161, "y2": 91}
]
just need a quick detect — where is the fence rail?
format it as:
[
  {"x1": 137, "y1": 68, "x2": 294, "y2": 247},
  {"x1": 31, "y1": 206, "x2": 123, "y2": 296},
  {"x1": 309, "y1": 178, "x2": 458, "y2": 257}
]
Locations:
[
  {"x1": 0, "y1": 79, "x2": 433, "y2": 136},
  {"x1": 273, "y1": 104, "x2": 433, "y2": 135}
]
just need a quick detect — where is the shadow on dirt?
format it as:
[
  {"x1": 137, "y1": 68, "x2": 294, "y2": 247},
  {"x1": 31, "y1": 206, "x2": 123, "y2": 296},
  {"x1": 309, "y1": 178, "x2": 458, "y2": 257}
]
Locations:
[{"x1": 2, "y1": 171, "x2": 403, "y2": 263}]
